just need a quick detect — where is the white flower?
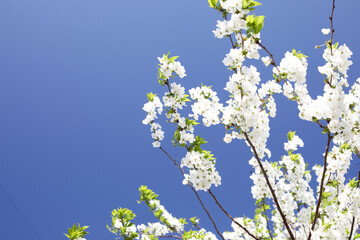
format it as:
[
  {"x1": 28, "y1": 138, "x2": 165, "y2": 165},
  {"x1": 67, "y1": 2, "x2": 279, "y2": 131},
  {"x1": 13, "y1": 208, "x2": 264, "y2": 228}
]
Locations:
[
  {"x1": 261, "y1": 56, "x2": 271, "y2": 67},
  {"x1": 114, "y1": 218, "x2": 123, "y2": 229},
  {"x1": 321, "y1": 28, "x2": 330, "y2": 35},
  {"x1": 284, "y1": 135, "x2": 304, "y2": 151}
]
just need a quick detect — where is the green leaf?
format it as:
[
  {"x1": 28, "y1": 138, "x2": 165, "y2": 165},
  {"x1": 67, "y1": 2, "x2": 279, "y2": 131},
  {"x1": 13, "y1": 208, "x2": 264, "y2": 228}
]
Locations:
[
  {"x1": 348, "y1": 177, "x2": 359, "y2": 188},
  {"x1": 287, "y1": 131, "x2": 296, "y2": 141},
  {"x1": 147, "y1": 92, "x2": 156, "y2": 102},
  {"x1": 322, "y1": 192, "x2": 332, "y2": 198},
  {"x1": 64, "y1": 224, "x2": 89, "y2": 240},
  {"x1": 254, "y1": 15, "x2": 264, "y2": 33},
  {"x1": 168, "y1": 56, "x2": 179, "y2": 62},
  {"x1": 246, "y1": 14, "x2": 265, "y2": 35},
  {"x1": 243, "y1": 0, "x2": 262, "y2": 11},
  {"x1": 292, "y1": 49, "x2": 308, "y2": 59},
  {"x1": 340, "y1": 143, "x2": 350, "y2": 153},
  {"x1": 325, "y1": 222, "x2": 332, "y2": 231},
  {"x1": 208, "y1": 0, "x2": 219, "y2": 9},
  {"x1": 290, "y1": 153, "x2": 300, "y2": 162}
]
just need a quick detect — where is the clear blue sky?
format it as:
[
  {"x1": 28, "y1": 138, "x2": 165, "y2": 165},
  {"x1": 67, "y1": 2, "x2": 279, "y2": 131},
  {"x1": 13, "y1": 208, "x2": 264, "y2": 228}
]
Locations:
[{"x1": 0, "y1": 0, "x2": 359, "y2": 239}]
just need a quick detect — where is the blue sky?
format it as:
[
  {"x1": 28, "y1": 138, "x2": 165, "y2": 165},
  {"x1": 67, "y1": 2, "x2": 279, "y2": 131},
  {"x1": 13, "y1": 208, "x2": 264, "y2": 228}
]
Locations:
[{"x1": 0, "y1": 0, "x2": 359, "y2": 239}]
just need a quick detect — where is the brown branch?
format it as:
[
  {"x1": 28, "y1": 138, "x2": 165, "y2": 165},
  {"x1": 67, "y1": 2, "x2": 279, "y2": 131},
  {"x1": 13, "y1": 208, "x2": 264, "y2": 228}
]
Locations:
[
  {"x1": 326, "y1": 0, "x2": 336, "y2": 86},
  {"x1": 355, "y1": 147, "x2": 360, "y2": 160},
  {"x1": 238, "y1": 30, "x2": 245, "y2": 51},
  {"x1": 224, "y1": 15, "x2": 238, "y2": 50},
  {"x1": 165, "y1": 80, "x2": 172, "y2": 94},
  {"x1": 208, "y1": 190, "x2": 260, "y2": 240},
  {"x1": 307, "y1": 2, "x2": 336, "y2": 238},
  {"x1": 307, "y1": 133, "x2": 333, "y2": 240},
  {"x1": 348, "y1": 170, "x2": 360, "y2": 240},
  {"x1": 329, "y1": 0, "x2": 336, "y2": 55},
  {"x1": 159, "y1": 147, "x2": 225, "y2": 240},
  {"x1": 253, "y1": 39, "x2": 281, "y2": 76},
  {"x1": 155, "y1": 235, "x2": 183, "y2": 239},
  {"x1": 160, "y1": 147, "x2": 185, "y2": 175},
  {"x1": 189, "y1": 186, "x2": 225, "y2": 240},
  {"x1": 315, "y1": 120, "x2": 326, "y2": 129},
  {"x1": 229, "y1": 35, "x2": 236, "y2": 49},
  {"x1": 243, "y1": 132, "x2": 296, "y2": 240}
]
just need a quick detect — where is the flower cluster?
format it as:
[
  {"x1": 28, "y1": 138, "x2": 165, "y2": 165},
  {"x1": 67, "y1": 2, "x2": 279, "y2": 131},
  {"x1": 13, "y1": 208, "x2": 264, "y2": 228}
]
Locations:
[
  {"x1": 137, "y1": 222, "x2": 170, "y2": 237},
  {"x1": 189, "y1": 86, "x2": 223, "y2": 127},
  {"x1": 235, "y1": 33, "x2": 261, "y2": 59},
  {"x1": 114, "y1": 218, "x2": 137, "y2": 234},
  {"x1": 213, "y1": 14, "x2": 247, "y2": 39},
  {"x1": 181, "y1": 150, "x2": 221, "y2": 191},
  {"x1": 148, "y1": 199, "x2": 185, "y2": 232},
  {"x1": 223, "y1": 48, "x2": 245, "y2": 70},
  {"x1": 276, "y1": 50, "x2": 309, "y2": 102},
  {"x1": 158, "y1": 54, "x2": 186, "y2": 80},
  {"x1": 142, "y1": 93, "x2": 164, "y2": 148},
  {"x1": 222, "y1": 65, "x2": 273, "y2": 159},
  {"x1": 318, "y1": 43, "x2": 353, "y2": 80},
  {"x1": 163, "y1": 82, "x2": 188, "y2": 120}
]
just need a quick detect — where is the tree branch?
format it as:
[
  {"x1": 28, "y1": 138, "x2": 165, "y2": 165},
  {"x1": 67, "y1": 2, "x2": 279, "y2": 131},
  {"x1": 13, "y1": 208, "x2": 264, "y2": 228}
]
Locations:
[
  {"x1": 155, "y1": 235, "x2": 183, "y2": 239},
  {"x1": 328, "y1": 0, "x2": 336, "y2": 55},
  {"x1": 244, "y1": 132, "x2": 296, "y2": 240},
  {"x1": 307, "y1": 133, "x2": 333, "y2": 240},
  {"x1": 208, "y1": 190, "x2": 260, "y2": 240},
  {"x1": 253, "y1": 39, "x2": 281, "y2": 76},
  {"x1": 159, "y1": 147, "x2": 225, "y2": 240}
]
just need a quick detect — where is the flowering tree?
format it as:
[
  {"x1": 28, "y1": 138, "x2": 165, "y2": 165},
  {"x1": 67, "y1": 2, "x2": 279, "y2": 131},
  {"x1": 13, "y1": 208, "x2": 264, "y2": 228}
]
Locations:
[{"x1": 65, "y1": 0, "x2": 360, "y2": 239}]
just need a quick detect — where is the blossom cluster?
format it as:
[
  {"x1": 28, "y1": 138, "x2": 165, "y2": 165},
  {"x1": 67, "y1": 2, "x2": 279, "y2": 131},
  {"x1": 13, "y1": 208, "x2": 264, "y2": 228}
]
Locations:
[
  {"x1": 213, "y1": 0, "x2": 248, "y2": 39},
  {"x1": 148, "y1": 199, "x2": 185, "y2": 232},
  {"x1": 142, "y1": 94, "x2": 164, "y2": 148},
  {"x1": 189, "y1": 86, "x2": 223, "y2": 127},
  {"x1": 137, "y1": 222, "x2": 170, "y2": 237},
  {"x1": 158, "y1": 55, "x2": 186, "y2": 79},
  {"x1": 181, "y1": 150, "x2": 221, "y2": 191}
]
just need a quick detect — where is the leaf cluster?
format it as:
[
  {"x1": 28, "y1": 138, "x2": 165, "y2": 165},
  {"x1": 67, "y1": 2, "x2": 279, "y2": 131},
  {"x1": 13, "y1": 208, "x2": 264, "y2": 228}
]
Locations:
[
  {"x1": 64, "y1": 224, "x2": 89, "y2": 240},
  {"x1": 246, "y1": 14, "x2": 264, "y2": 36}
]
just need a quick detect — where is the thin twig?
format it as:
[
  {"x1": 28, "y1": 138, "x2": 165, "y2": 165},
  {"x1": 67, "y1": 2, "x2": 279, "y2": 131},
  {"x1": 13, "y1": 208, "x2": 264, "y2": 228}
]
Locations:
[
  {"x1": 160, "y1": 147, "x2": 185, "y2": 175},
  {"x1": 155, "y1": 235, "x2": 183, "y2": 239},
  {"x1": 316, "y1": 120, "x2": 327, "y2": 129},
  {"x1": 229, "y1": 35, "x2": 236, "y2": 49},
  {"x1": 165, "y1": 80, "x2": 172, "y2": 94},
  {"x1": 253, "y1": 39, "x2": 281, "y2": 76},
  {"x1": 307, "y1": 133, "x2": 333, "y2": 240},
  {"x1": 244, "y1": 132, "x2": 296, "y2": 240},
  {"x1": 329, "y1": 0, "x2": 336, "y2": 55},
  {"x1": 208, "y1": 190, "x2": 260, "y2": 240},
  {"x1": 190, "y1": 186, "x2": 225, "y2": 240},
  {"x1": 159, "y1": 147, "x2": 225, "y2": 240},
  {"x1": 327, "y1": 0, "x2": 336, "y2": 86},
  {"x1": 307, "y1": 2, "x2": 336, "y2": 239}
]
